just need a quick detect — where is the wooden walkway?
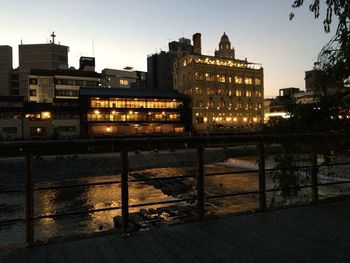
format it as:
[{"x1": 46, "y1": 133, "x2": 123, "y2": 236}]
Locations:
[{"x1": 1, "y1": 199, "x2": 350, "y2": 263}]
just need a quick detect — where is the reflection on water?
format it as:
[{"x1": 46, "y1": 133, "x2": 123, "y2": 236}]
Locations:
[{"x1": 1, "y1": 159, "x2": 350, "y2": 249}]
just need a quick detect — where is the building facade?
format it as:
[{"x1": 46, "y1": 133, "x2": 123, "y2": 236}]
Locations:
[
  {"x1": 147, "y1": 37, "x2": 193, "y2": 90},
  {"x1": 28, "y1": 68, "x2": 101, "y2": 103},
  {"x1": 0, "y1": 96, "x2": 23, "y2": 140},
  {"x1": 0, "y1": 46, "x2": 13, "y2": 96},
  {"x1": 101, "y1": 68, "x2": 147, "y2": 89},
  {"x1": 80, "y1": 87, "x2": 191, "y2": 137},
  {"x1": 174, "y1": 33, "x2": 264, "y2": 131}
]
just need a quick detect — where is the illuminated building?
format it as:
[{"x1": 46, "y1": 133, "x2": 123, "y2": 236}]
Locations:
[
  {"x1": 174, "y1": 33, "x2": 264, "y2": 131},
  {"x1": 80, "y1": 87, "x2": 191, "y2": 137}
]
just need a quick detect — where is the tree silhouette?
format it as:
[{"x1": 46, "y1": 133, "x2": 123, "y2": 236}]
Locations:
[{"x1": 290, "y1": 0, "x2": 349, "y2": 88}]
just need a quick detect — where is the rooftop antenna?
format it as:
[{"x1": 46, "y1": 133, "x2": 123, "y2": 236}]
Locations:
[
  {"x1": 50, "y1": 31, "x2": 56, "y2": 44},
  {"x1": 92, "y1": 38, "x2": 95, "y2": 57},
  {"x1": 20, "y1": 39, "x2": 23, "y2": 45}
]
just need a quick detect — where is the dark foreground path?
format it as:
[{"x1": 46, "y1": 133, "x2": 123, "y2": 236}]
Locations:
[{"x1": 1, "y1": 199, "x2": 350, "y2": 263}]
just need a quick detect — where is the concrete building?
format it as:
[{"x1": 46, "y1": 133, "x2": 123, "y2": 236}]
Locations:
[
  {"x1": 0, "y1": 46, "x2": 13, "y2": 96},
  {"x1": 28, "y1": 68, "x2": 101, "y2": 103},
  {"x1": 101, "y1": 68, "x2": 147, "y2": 89},
  {"x1": 17, "y1": 39, "x2": 69, "y2": 97},
  {"x1": 174, "y1": 33, "x2": 264, "y2": 132},
  {"x1": 264, "y1": 87, "x2": 301, "y2": 122},
  {"x1": 147, "y1": 37, "x2": 193, "y2": 90}
]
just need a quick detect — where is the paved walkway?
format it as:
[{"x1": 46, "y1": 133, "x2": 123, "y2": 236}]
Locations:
[{"x1": 1, "y1": 199, "x2": 350, "y2": 263}]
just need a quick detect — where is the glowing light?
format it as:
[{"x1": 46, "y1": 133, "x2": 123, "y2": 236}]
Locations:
[
  {"x1": 243, "y1": 117, "x2": 248, "y2": 122},
  {"x1": 41, "y1": 112, "x2": 51, "y2": 119},
  {"x1": 94, "y1": 110, "x2": 100, "y2": 115},
  {"x1": 106, "y1": 126, "x2": 111, "y2": 133},
  {"x1": 233, "y1": 117, "x2": 237, "y2": 122},
  {"x1": 253, "y1": 117, "x2": 258, "y2": 122}
]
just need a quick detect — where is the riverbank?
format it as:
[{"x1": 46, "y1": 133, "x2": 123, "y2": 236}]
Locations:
[{"x1": 0, "y1": 145, "x2": 259, "y2": 188}]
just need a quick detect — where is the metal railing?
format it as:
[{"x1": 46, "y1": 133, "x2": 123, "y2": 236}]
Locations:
[{"x1": 0, "y1": 133, "x2": 350, "y2": 247}]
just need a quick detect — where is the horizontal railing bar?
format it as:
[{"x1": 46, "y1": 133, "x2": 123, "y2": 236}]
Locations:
[
  {"x1": 0, "y1": 218, "x2": 25, "y2": 224},
  {"x1": 206, "y1": 190, "x2": 260, "y2": 199},
  {"x1": 34, "y1": 206, "x2": 122, "y2": 220},
  {"x1": 0, "y1": 188, "x2": 25, "y2": 194},
  {"x1": 130, "y1": 174, "x2": 195, "y2": 183},
  {"x1": 318, "y1": 181, "x2": 350, "y2": 187},
  {"x1": 1, "y1": 133, "x2": 348, "y2": 154},
  {"x1": 128, "y1": 198, "x2": 195, "y2": 208},
  {"x1": 35, "y1": 180, "x2": 121, "y2": 191}
]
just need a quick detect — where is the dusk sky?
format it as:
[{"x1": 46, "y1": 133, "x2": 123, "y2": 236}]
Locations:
[{"x1": 0, "y1": 0, "x2": 333, "y2": 96}]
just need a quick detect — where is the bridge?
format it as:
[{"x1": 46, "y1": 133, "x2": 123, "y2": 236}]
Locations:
[
  {"x1": 0, "y1": 134, "x2": 350, "y2": 262},
  {"x1": 1, "y1": 198, "x2": 349, "y2": 262}
]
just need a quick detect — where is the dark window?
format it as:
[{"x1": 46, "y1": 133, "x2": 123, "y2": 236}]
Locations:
[
  {"x1": 29, "y1": 90, "x2": 37, "y2": 96},
  {"x1": 10, "y1": 89, "x2": 19, "y2": 95},
  {"x1": 3, "y1": 127, "x2": 17, "y2": 133},
  {"x1": 29, "y1": 78, "x2": 38, "y2": 85}
]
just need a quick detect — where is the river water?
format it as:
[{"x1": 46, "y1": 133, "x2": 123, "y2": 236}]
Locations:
[{"x1": 1, "y1": 157, "x2": 349, "y2": 250}]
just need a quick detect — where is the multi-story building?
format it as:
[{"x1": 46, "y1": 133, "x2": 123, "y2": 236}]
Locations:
[
  {"x1": 28, "y1": 68, "x2": 101, "y2": 103},
  {"x1": 174, "y1": 33, "x2": 264, "y2": 131},
  {"x1": 79, "y1": 87, "x2": 191, "y2": 137},
  {"x1": 147, "y1": 37, "x2": 193, "y2": 90},
  {"x1": 101, "y1": 68, "x2": 147, "y2": 89},
  {"x1": 17, "y1": 38, "x2": 69, "y2": 97}
]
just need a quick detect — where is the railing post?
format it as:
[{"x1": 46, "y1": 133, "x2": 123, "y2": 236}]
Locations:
[
  {"x1": 197, "y1": 145, "x2": 205, "y2": 221},
  {"x1": 311, "y1": 151, "x2": 318, "y2": 204},
  {"x1": 258, "y1": 141, "x2": 266, "y2": 211},
  {"x1": 121, "y1": 146, "x2": 129, "y2": 235},
  {"x1": 25, "y1": 154, "x2": 34, "y2": 247}
]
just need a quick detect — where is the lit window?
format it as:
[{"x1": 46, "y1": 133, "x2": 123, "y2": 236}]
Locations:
[
  {"x1": 255, "y1": 91, "x2": 262, "y2": 97},
  {"x1": 236, "y1": 90, "x2": 242, "y2": 97},
  {"x1": 207, "y1": 88, "x2": 215, "y2": 95},
  {"x1": 41, "y1": 112, "x2": 51, "y2": 119},
  {"x1": 205, "y1": 73, "x2": 214, "y2": 82},
  {"x1": 120, "y1": 79, "x2": 128, "y2": 86},
  {"x1": 207, "y1": 98, "x2": 215, "y2": 109},
  {"x1": 194, "y1": 87, "x2": 203, "y2": 95},
  {"x1": 235, "y1": 76, "x2": 243, "y2": 84},
  {"x1": 217, "y1": 74, "x2": 226, "y2": 83},
  {"x1": 245, "y1": 91, "x2": 252, "y2": 97},
  {"x1": 195, "y1": 72, "x2": 204, "y2": 80},
  {"x1": 245, "y1": 77, "x2": 253, "y2": 85},
  {"x1": 255, "y1": 78, "x2": 261, "y2": 85}
]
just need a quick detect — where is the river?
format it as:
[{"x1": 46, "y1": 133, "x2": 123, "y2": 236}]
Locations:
[{"x1": 1, "y1": 156, "x2": 349, "y2": 250}]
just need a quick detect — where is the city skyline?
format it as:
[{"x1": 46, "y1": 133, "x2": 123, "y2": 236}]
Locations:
[{"x1": 0, "y1": 0, "x2": 333, "y2": 96}]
